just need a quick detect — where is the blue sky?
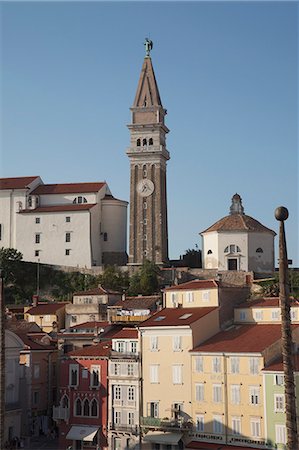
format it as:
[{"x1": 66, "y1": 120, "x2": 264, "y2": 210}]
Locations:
[{"x1": 2, "y1": 1, "x2": 298, "y2": 265}]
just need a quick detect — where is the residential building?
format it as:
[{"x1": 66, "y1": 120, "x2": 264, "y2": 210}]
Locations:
[
  {"x1": 263, "y1": 356, "x2": 299, "y2": 449},
  {"x1": 164, "y1": 279, "x2": 250, "y2": 326},
  {"x1": 4, "y1": 330, "x2": 24, "y2": 445},
  {"x1": 189, "y1": 323, "x2": 299, "y2": 448},
  {"x1": 127, "y1": 39, "x2": 170, "y2": 265},
  {"x1": 108, "y1": 328, "x2": 140, "y2": 449},
  {"x1": 25, "y1": 301, "x2": 68, "y2": 332},
  {"x1": 54, "y1": 342, "x2": 111, "y2": 450},
  {"x1": 66, "y1": 287, "x2": 122, "y2": 328},
  {"x1": 235, "y1": 297, "x2": 299, "y2": 324},
  {"x1": 201, "y1": 194, "x2": 276, "y2": 275},
  {"x1": 0, "y1": 176, "x2": 127, "y2": 268},
  {"x1": 108, "y1": 295, "x2": 162, "y2": 324},
  {"x1": 139, "y1": 307, "x2": 220, "y2": 449}
]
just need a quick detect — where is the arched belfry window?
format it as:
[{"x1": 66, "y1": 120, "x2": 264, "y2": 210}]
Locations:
[
  {"x1": 149, "y1": 138, "x2": 153, "y2": 146},
  {"x1": 256, "y1": 248, "x2": 263, "y2": 253},
  {"x1": 142, "y1": 138, "x2": 147, "y2": 146},
  {"x1": 207, "y1": 250, "x2": 213, "y2": 255},
  {"x1": 137, "y1": 139, "x2": 141, "y2": 147}
]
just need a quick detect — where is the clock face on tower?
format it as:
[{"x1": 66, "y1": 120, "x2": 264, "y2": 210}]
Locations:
[{"x1": 136, "y1": 179, "x2": 155, "y2": 197}]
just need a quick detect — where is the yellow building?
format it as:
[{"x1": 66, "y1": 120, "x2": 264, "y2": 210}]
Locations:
[
  {"x1": 25, "y1": 301, "x2": 68, "y2": 332},
  {"x1": 189, "y1": 323, "x2": 299, "y2": 448},
  {"x1": 139, "y1": 307, "x2": 220, "y2": 448},
  {"x1": 234, "y1": 297, "x2": 299, "y2": 324}
]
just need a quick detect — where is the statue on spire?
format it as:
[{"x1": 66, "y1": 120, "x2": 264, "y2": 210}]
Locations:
[{"x1": 144, "y1": 38, "x2": 153, "y2": 57}]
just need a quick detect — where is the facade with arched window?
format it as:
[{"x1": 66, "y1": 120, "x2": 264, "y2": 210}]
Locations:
[{"x1": 201, "y1": 194, "x2": 276, "y2": 274}]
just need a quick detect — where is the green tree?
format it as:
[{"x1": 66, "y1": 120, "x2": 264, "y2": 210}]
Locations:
[
  {"x1": 128, "y1": 260, "x2": 160, "y2": 296},
  {"x1": 0, "y1": 247, "x2": 23, "y2": 284},
  {"x1": 97, "y1": 265, "x2": 129, "y2": 292}
]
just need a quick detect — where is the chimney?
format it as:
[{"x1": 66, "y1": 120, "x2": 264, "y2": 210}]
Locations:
[{"x1": 32, "y1": 295, "x2": 39, "y2": 307}]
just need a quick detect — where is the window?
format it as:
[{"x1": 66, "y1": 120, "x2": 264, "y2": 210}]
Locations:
[
  {"x1": 83, "y1": 398, "x2": 89, "y2": 416},
  {"x1": 170, "y1": 292, "x2": 178, "y2": 307},
  {"x1": 127, "y1": 364, "x2": 134, "y2": 376},
  {"x1": 254, "y1": 310, "x2": 263, "y2": 321},
  {"x1": 28, "y1": 196, "x2": 32, "y2": 207},
  {"x1": 35, "y1": 233, "x2": 40, "y2": 244},
  {"x1": 195, "y1": 383, "x2": 204, "y2": 401},
  {"x1": 230, "y1": 357, "x2": 240, "y2": 374},
  {"x1": 65, "y1": 249, "x2": 70, "y2": 256},
  {"x1": 69, "y1": 364, "x2": 79, "y2": 387},
  {"x1": 231, "y1": 385, "x2": 240, "y2": 404},
  {"x1": 71, "y1": 315, "x2": 77, "y2": 323},
  {"x1": 172, "y1": 365, "x2": 182, "y2": 384},
  {"x1": 33, "y1": 364, "x2": 40, "y2": 379},
  {"x1": 239, "y1": 310, "x2": 246, "y2": 321},
  {"x1": 291, "y1": 309, "x2": 297, "y2": 320},
  {"x1": 150, "y1": 336, "x2": 158, "y2": 351},
  {"x1": 173, "y1": 335, "x2": 182, "y2": 351},
  {"x1": 33, "y1": 391, "x2": 39, "y2": 405},
  {"x1": 82, "y1": 369, "x2": 88, "y2": 379},
  {"x1": 35, "y1": 250, "x2": 40, "y2": 257},
  {"x1": 195, "y1": 356, "x2": 203, "y2": 373},
  {"x1": 150, "y1": 365, "x2": 159, "y2": 383},
  {"x1": 65, "y1": 232, "x2": 71, "y2": 243},
  {"x1": 202, "y1": 291, "x2": 210, "y2": 302},
  {"x1": 149, "y1": 138, "x2": 153, "y2": 146},
  {"x1": 275, "y1": 374, "x2": 284, "y2": 386},
  {"x1": 128, "y1": 386, "x2": 135, "y2": 401},
  {"x1": 148, "y1": 402, "x2": 159, "y2": 418},
  {"x1": 114, "y1": 411, "x2": 121, "y2": 424},
  {"x1": 250, "y1": 418, "x2": 261, "y2": 437},
  {"x1": 35, "y1": 217, "x2": 40, "y2": 224},
  {"x1": 61, "y1": 395, "x2": 69, "y2": 408},
  {"x1": 224, "y1": 244, "x2": 241, "y2": 253},
  {"x1": 103, "y1": 232, "x2": 108, "y2": 241},
  {"x1": 213, "y1": 415, "x2": 223, "y2": 434},
  {"x1": 90, "y1": 366, "x2": 100, "y2": 387},
  {"x1": 137, "y1": 139, "x2": 141, "y2": 147},
  {"x1": 91, "y1": 399, "x2": 98, "y2": 417},
  {"x1": 256, "y1": 247, "x2": 263, "y2": 253},
  {"x1": 114, "y1": 438, "x2": 122, "y2": 450},
  {"x1": 113, "y1": 363, "x2": 121, "y2": 376},
  {"x1": 196, "y1": 415, "x2": 204, "y2": 432},
  {"x1": 212, "y1": 356, "x2": 221, "y2": 373},
  {"x1": 142, "y1": 138, "x2": 147, "y2": 146},
  {"x1": 213, "y1": 384, "x2": 222, "y2": 403},
  {"x1": 249, "y1": 357, "x2": 259, "y2": 375},
  {"x1": 232, "y1": 417, "x2": 241, "y2": 435},
  {"x1": 271, "y1": 309, "x2": 280, "y2": 321},
  {"x1": 186, "y1": 291, "x2": 194, "y2": 303},
  {"x1": 274, "y1": 394, "x2": 285, "y2": 412},
  {"x1": 130, "y1": 341, "x2": 137, "y2": 353},
  {"x1": 116, "y1": 341, "x2": 125, "y2": 353},
  {"x1": 250, "y1": 386, "x2": 260, "y2": 405},
  {"x1": 128, "y1": 411, "x2": 135, "y2": 425},
  {"x1": 73, "y1": 196, "x2": 87, "y2": 204},
  {"x1": 275, "y1": 424, "x2": 286, "y2": 444},
  {"x1": 66, "y1": 216, "x2": 71, "y2": 222},
  {"x1": 207, "y1": 249, "x2": 213, "y2": 254},
  {"x1": 114, "y1": 386, "x2": 121, "y2": 400}
]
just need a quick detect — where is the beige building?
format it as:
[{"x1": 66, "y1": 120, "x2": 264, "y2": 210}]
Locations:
[
  {"x1": 189, "y1": 323, "x2": 299, "y2": 448},
  {"x1": 25, "y1": 301, "x2": 68, "y2": 332},
  {"x1": 234, "y1": 297, "x2": 299, "y2": 324},
  {"x1": 139, "y1": 307, "x2": 220, "y2": 448}
]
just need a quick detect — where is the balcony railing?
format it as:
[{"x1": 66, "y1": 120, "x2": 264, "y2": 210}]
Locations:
[
  {"x1": 53, "y1": 405, "x2": 69, "y2": 421},
  {"x1": 141, "y1": 417, "x2": 192, "y2": 430},
  {"x1": 110, "y1": 350, "x2": 139, "y2": 360},
  {"x1": 109, "y1": 423, "x2": 139, "y2": 434},
  {"x1": 112, "y1": 399, "x2": 136, "y2": 408}
]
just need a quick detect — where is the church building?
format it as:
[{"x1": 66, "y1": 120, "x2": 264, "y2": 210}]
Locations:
[
  {"x1": 201, "y1": 194, "x2": 276, "y2": 274},
  {"x1": 127, "y1": 39, "x2": 170, "y2": 266}
]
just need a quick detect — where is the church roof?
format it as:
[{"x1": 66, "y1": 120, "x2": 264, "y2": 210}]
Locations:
[
  {"x1": 0, "y1": 176, "x2": 39, "y2": 190},
  {"x1": 201, "y1": 193, "x2": 276, "y2": 235},
  {"x1": 133, "y1": 57, "x2": 163, "y2": 108},
  {"x1": 31, "y1": 182, "x2": 106, "y2": 195}
]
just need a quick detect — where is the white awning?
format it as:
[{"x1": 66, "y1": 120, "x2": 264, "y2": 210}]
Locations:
[
  {"x1": 143, "y1": 431, "x2": 183, "y2": 445},
  {"x1": 66, "y1": 425, "x2": 99, "y2": 441}
]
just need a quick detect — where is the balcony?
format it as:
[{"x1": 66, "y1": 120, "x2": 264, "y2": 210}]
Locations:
[
  {"x1": 109, "y1": 423, "x2": 139, "y2": 435},
  {"x1": 141, "y1": 417, "x2": 192, "y2": 431},
  {"x1": 110, "y1": 315, "x2": 149, "y2": 323},
  {"x1": 112, "y1": 399, "x2": 136, "y2": 408},
  {"x1": 110, "y1": 350, "x2": 139, "y2": 360},
  {"x1": 53, "y1": 405, "x2": 69, "y2": 421}
]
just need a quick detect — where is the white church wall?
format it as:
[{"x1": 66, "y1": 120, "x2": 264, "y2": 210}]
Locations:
[
  {"x1": 248, "y1": 232, "x2": 275, "y2": 273},
  {"x1": 218, "y1": 232, "x2": 248, "y2": 271},
  {"x1": 202, "y1": 231, "x2": 219, "y2": 269},
  {"x1": 101, "y1": 199, "x2": 128, "y2": 253}
]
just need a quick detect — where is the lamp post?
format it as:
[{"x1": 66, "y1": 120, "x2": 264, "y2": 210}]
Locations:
[{"x1": 275, "y1": 206, "x2": 298, "y2": 450}]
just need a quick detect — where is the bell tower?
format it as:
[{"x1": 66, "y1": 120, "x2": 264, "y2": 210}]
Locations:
[{"x1": 127, "y1": 39, "x2": 170, "y2": 265}]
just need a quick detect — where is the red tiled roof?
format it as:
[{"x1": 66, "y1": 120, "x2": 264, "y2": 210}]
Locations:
[
  {"x1": 31, "y1": 182, "x2": 105, "y2": 195},
  {"x1": 0, "y1": 176, "x2": 39, "y2": 190},
  {"x1": 263, "y1": 355, "x2": 299, "y2": 372},
  {"x1": 67, "y1": 341, "x2": 111, "y2": 358},
  {"x1": 201, "y1": 214, "x2": 276, "y2": 235},
  {"x1": 237, "y1": 297, "x2": 299, "y2": 309},
  {"x1": 26, "y1": 302, "x2": 68, "y2": 315},
  {"x1": 69, "y1": 321, "x2": 110, "y2": 330},
  {"x1": 73, "y1": 287, "x2": 121, "y2": 296},
  {"x1": 16, "y1": 332, "x2": 55, "y2": 350},
  {"x1": 139, "y1": 307, "x2": 217, "y2": 328},
  {"x1": 20, "y1": 204, "x2": 96, "y2": 213},
  {"x1": 164, "y1": 280, "x2": 218, "y2": 292},
  {"x1": 112, "y1": 328, "x2": 138, "y2": 339},
  {"x1": 191, "y1": 324, "x2": 299, "y2": 354}
]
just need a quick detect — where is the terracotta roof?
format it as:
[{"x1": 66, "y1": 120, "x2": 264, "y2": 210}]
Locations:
[
  {"x1": 237, "y1": 297, "x2": 299, "y2": 309},
  {"x1": 73, "y1": 287, "x2": 121, "y2": 296},
  {"x1": 112, "y1": 328, "x2": 138, "y2": 339},
  {"x1": 164, "y1": 280, "x2": 218, "y2": 292},
  {"x1": 16, "y1": 332, "x2": 55, "y2": 350},
  {"x1": 263, "y1": 355, "x2": 299, "y2": 372},
  {"x1": 191, "y1": 324, "x2": 299, "y2": 354},
  {"x1": 114, "y1": 295, "x2": 161, "y2": 309},
  {"x1": 201, "y1": 214, "x2": 276, "y2": 235},
  {"x1": 20, "y1": 204, "x2": 96, "y2": 213},
  {"x1": 69, "y1": 321, "x2": 110, "y2": 330},
  {"x1": 67, "y1": 341, "x2": 111, "y2": 358},
  {"x1": 0, "y1": 176, "x2": 39, "y2": 190},
  {"x1": 31, "y1": 182, "x2": 105, "y2": 195},
  {"x1": 26, "y1": 302, "x2": 68, "y2": 315},
  {"x1": 6, "y1": 320, "x2": 42, "y2": 333},
  {"x1": 139, "y1": 307, "x2": 217, "y2": 328}
]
